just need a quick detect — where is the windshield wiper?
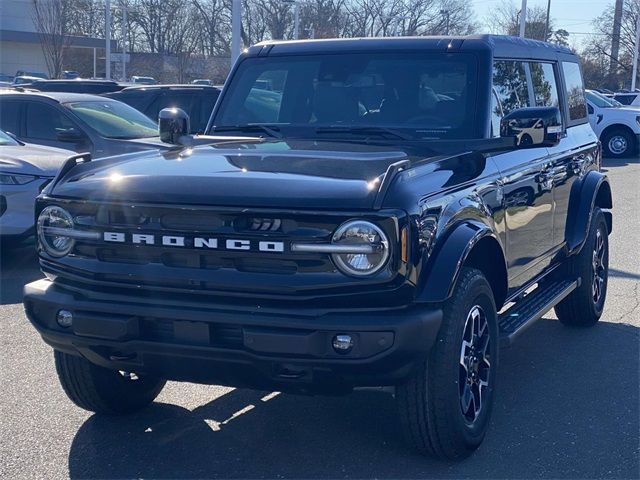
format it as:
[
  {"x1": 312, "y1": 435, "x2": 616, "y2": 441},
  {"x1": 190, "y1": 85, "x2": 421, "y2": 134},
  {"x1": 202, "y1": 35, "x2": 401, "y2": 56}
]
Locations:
[
  {"x1": 315, "y1": 126, "x2": 414, "y2": 141},
  {"x1": 210, "y1": 124, "x2": 283, "y2": 139}
]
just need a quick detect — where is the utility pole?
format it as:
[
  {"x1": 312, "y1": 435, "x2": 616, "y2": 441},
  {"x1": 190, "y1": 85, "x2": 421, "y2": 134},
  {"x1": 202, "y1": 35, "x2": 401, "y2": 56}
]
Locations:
[
  {"x1": 543, "y1": 0, "x2": 551, "y2": 41},
  {"x1": 105, "y1": 0, "x2": 111, "y2": 79},
  {"x1": 519, "y1": 0, "x2": 527, "y2": 38},
  {"x1": 231, "y1": 0, "x2": 242, "y2": 67},
  {"x1": 121, "y1": 1, "x2": 127, "y2": 82},
  {"x1": 632, "y1": 15, "x2": 640, "y2": 91},
  {"x1": 610, "y1": 0, "x2": 623, "y2": 76}
]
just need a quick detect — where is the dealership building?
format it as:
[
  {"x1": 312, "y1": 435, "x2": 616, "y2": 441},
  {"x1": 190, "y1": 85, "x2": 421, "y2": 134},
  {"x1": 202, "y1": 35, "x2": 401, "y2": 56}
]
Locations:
[{"x1": 0, "y1": 0, "x2": 114, "y2": 78}]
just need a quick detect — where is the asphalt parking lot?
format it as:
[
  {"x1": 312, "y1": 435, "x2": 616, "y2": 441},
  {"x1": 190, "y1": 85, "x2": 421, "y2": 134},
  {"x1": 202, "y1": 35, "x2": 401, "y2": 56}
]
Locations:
[{"x1": 0, "y1": 156, "x2": 638, "y2": 480}]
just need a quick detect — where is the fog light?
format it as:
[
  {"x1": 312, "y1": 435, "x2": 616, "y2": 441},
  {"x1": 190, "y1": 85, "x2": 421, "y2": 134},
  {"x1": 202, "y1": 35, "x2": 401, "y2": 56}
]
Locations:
[
  {"x1": 56, "y1": 310, "x2": 73, "y2": 328},
  {"x1": 332, "y1": 334, "x2": 354, "y2": 353}
]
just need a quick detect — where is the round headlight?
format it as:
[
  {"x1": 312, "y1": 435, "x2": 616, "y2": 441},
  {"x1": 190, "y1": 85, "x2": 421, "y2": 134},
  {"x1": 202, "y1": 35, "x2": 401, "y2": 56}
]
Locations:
[
  {"x1": 37, "y1": 206, "x2": 75, "y2": 257},
  {"x1": 331, "y1": 220, "x2": 390, "y2": 277}
]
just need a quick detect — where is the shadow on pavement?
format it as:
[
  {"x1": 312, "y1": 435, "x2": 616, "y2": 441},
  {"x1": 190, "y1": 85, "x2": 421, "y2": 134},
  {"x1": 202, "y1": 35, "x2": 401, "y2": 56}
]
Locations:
[
  {"x1": 0, "y1": 238, "x2": 42, "y2": 305},
  {"x1": 601, "y1": 153, "x2": 640, "y2": 172},
  {"x1": 67, "y1": 318, "x2": 640, "y2": 479}
]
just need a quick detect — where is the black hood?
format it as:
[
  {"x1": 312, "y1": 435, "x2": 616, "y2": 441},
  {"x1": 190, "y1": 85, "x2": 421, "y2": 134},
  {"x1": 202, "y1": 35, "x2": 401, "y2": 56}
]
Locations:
[{"x1": 50, "y1": 139, "x2": 423, "y2": 210}]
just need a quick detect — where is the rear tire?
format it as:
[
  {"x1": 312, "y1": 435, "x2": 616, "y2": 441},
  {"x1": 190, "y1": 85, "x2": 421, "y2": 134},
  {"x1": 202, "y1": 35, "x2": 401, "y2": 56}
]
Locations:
[
  {"x1": 396, "y1": 267, "x2": 498, "y2": 459},
  {"x1": 555, "y1": 208, "x2": 609, "y2": 327},
  {"x1": 54, "y1": 351, "x2": 166, "y2": 414}
]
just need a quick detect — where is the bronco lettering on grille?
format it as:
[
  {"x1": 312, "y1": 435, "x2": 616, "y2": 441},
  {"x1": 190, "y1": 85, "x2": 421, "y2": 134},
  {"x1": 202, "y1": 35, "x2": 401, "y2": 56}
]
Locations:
[{"x1": 103, "y1": 232, "x2": 285, "y2": 252}]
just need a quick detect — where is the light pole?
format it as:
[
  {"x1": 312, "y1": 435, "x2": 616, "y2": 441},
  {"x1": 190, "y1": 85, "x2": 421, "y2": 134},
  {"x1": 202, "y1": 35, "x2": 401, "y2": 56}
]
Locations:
[
  {"x1": 543, "y1": 0, "x2": 551, "y2": 41},
  {"x1": 105, "y1": 0, "x2": 111, "y2": 79},
  {"x1": 282, "y1": 0, "x2": 299, "y2": 39},
  {"x1": 519, "y1": 0, "x2": 527, "y2": 38},
  {"x1": 440, "y1": 10, "x2": 450, "y2": 35},
  {"x1": 121, "y1": 1, "x2": 127, "y2": 82},
  {"x1": 231, "y1": 0, "x2": 242, "y2": 67},
  {"x1": 632, "y1": 14, "x2": 640, "y2": 91}
]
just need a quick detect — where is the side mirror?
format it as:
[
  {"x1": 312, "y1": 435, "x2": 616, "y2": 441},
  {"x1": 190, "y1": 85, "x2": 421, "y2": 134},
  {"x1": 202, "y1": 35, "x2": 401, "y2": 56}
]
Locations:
[
  {"x1": 500, "y1": 106, "x2": 563, "y2": 148},
  {"x1": 56, "y1": 128, "x2": 85, "y2": 143},
  {"x1": 159, "y1": 107, "x2": 190, "y2": 145}
]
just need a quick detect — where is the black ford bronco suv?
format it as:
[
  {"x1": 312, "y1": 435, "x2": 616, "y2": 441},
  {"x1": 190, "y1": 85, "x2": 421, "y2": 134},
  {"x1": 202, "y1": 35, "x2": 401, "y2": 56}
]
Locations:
[{"x1": 24, "y1": 35, "x2": 612, "y2": 459}]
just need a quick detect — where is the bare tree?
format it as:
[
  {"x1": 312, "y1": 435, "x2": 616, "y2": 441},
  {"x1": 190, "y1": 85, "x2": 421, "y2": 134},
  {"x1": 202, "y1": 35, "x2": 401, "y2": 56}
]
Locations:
[
  {"x1": 487, "y1": 0, "x2": 555, "y2": 41},
  {"x1": 32, "y1": 0, "x2": 74, "y2": 78}
]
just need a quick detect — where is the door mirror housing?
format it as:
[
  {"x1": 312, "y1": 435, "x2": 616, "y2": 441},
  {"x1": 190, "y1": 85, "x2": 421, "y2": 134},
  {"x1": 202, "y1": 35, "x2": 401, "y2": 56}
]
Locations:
[
  {"x1": 500, "y1": 106, "x2": 563, "y2": 148},
  {"x1": 56, "y1": 128, "x2": 85, "y2": 143},
  {"x1": 159, "y1": 107, "x2": 190, "y2": 145}
]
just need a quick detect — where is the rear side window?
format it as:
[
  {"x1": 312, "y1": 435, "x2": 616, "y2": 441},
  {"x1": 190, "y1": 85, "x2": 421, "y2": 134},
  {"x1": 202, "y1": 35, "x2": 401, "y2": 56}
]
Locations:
[
  {"x1": 0, "y1": 100, "x2": 20, "y2": 135},
  {"x1": 613, "y1": 94, "x2": 637, "y2": 105},
  {"x1": 561, "y1": 62, "x2": 587, "y2": 123},
  {"x1": 493, "y1": 60, "x2": 530, "y2": 116},
  {"x1": 530, "y1": 62, "x2": 559, "y2": 108}
]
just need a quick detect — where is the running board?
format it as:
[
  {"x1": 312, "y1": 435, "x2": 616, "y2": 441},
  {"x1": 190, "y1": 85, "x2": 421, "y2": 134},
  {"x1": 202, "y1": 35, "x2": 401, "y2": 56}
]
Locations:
[{"x1": 499, "y1": 279, "x2": 579, "y2": 347}]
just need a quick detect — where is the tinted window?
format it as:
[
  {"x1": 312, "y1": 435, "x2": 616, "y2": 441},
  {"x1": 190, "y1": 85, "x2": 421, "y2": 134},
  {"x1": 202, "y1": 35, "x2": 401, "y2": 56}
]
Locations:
[
  {"x1": 25, "y1": 102, "x2": 75, "y2": 140},
  {"x1": 67, "y1": 101, "x2": 157, "y2": 138},
  {"x1": 197, "y1": 91, "x2": 220, "y2": 133},
  {"x1": 0, "y1": 100, "x2": 20, "y2": 135},
  {"x1": 530, "y1": 62, "x2": 559, "y2": 108},
  {"x1": 214, "y1": 53, "x2": 480, "y2": 139},
  {"x1": 493, "y1": 60, "x2": 530, "y2": 116},
  {"x1": 613, "y1": 94, "x2": 637, "y2": 106},
  {"x1": 561, "y1": 62, "x2": 587, "y2": 122}
]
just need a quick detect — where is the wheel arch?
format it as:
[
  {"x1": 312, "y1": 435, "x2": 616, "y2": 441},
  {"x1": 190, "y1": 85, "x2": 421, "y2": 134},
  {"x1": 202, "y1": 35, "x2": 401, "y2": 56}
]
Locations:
[
  {"x1": 417, "y1": 221, "x2": 508, "y2": 310},
  {"x1": 565, "y1": 171, "x2": 613, "y2": 253}
]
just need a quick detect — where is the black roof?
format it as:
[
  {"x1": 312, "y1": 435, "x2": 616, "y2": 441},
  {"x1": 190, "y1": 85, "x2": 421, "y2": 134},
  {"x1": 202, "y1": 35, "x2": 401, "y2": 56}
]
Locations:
[
  {"x1": 250, "y1": 34, "x2": 575, "y2": 62},
  {"x1": 0, "y1": 90, "x2": 121, "y2": 103}
]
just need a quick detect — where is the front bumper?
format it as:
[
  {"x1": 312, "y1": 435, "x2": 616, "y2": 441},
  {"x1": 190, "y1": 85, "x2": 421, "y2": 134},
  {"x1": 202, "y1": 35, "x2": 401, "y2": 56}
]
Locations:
[{"x1": 24, "y1": 279, "x2": 442, "y2": 393}]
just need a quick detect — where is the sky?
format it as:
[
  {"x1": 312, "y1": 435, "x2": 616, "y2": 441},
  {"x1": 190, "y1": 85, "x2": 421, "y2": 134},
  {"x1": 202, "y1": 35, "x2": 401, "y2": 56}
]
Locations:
[{"x1": 472, "y1": 0, "x2": 612, "y2": 50}]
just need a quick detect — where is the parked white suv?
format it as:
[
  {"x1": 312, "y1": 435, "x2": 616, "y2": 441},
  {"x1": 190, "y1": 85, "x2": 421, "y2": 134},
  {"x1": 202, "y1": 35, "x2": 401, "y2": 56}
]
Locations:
[{"x1": 586, "y1": 89, "x2": 640, "y2": 158}]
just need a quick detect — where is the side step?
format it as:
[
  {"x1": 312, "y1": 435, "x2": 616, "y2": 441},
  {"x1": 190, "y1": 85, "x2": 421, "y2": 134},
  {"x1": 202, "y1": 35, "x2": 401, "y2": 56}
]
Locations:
[{"x1": 498, "y1": 279, "x2": 579, "y2": 347}]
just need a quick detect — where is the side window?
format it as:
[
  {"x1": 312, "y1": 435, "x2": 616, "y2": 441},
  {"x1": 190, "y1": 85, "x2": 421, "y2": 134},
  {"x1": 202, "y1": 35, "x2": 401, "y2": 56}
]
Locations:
[
  {"x1": 613, "y1": 94, "x2": 634, "y2": 105},
  {"x1": 25, "y1": 102, "x2": 75, "y2": 140},
  {"x1": 561, "y1": 62, "x2": 588, "y2": 123},
  {"x1": 198, "y1": 91, "x2": 220, "y2": 133},
  {"x1": 587, "y1": 103, "x2": 594, "y2": 115},
  {"x1": 490, "y1": 89, "x2": 503, "y2": 138},
  {"x1": 492, "y1": 60, "x2": 530, "y2": 116},
  {"x1": 530, "y1": 62, "x2": 559, "y2": 108},
  {"x1": 0, "y1": 100, "x2": 21, "y2": 135}
]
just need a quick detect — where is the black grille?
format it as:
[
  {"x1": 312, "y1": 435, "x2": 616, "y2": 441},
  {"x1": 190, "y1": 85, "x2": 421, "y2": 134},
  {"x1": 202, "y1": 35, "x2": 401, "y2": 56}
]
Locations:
[{"x1": 43, "y1": 201, "x2": 401, "y2": 296}]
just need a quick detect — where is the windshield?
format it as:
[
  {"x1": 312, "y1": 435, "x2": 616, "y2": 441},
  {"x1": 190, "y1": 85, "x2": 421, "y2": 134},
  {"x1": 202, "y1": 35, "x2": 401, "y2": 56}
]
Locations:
[
  {"x1": 67, "y1": 101, "x2": 158, "y2": 139},
  {"x1": 212, "y1": 52, "x2": 479, "y2": 140},
  {"x1": 586, "y1": 91, "x2": 618, "y2": 108},
  {"x1": 0, "y1": 129, "x2": 19, "y2": 146}
]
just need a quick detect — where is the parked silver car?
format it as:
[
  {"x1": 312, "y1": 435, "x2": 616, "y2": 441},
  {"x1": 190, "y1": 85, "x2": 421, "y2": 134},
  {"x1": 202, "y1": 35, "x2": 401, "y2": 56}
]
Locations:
[{"x1": 0, "y1": 130, "x2": 74, "y2": 242}]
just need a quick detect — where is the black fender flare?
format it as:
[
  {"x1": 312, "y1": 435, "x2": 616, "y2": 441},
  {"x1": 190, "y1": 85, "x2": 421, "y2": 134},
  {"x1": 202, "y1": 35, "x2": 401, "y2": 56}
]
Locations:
[
  {"x1": 565, "y1": 171, "x2": 613, "y2": 253},
  {"x1": 416, "y1": 220, "x2": 507, "y2": 306}
]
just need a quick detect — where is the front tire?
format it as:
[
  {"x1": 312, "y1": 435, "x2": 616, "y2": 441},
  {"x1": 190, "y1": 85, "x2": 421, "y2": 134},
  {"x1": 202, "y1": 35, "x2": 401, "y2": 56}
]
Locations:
[
  {"x1": 54, "y1": 351, "x2": 166, "y2": 414},
  {"x1": 555, "y1": 208, "x2": 609, "y2": 327},
  {"x1": 396, "y1": 268, "x2": 498, "y2": 459},
  {"x1": 602, "y1": 128, "x2": 635, "y2": 158}
]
